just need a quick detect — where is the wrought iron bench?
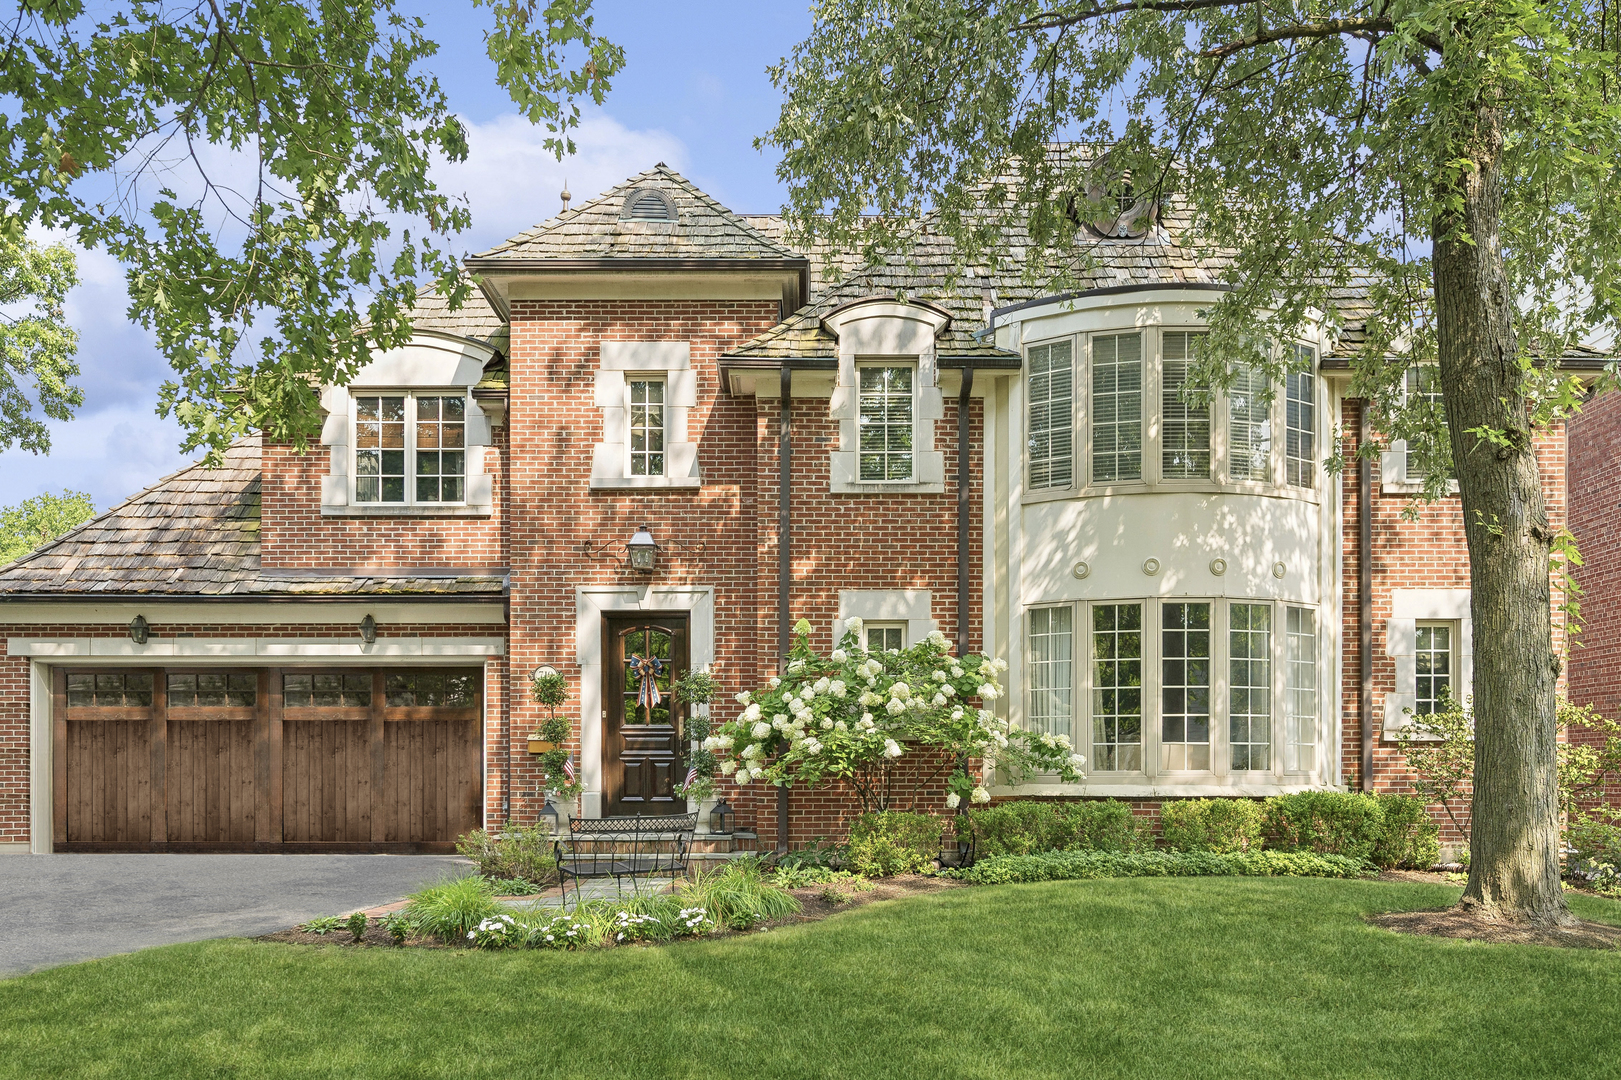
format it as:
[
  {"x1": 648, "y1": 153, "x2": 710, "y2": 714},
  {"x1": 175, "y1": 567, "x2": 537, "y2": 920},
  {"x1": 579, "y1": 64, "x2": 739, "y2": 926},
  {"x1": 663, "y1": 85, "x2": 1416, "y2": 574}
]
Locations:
[{"x1": 553, "y1": 812, "x2": 698, "y2": 908}]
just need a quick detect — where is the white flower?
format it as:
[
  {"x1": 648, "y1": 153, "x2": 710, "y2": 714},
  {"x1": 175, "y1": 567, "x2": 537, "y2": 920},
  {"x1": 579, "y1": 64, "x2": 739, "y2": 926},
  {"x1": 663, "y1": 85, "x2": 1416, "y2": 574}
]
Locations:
[
  {"x1": 859, "y1": 690, "x2": 882, "y2": 707},
  {"x1": 1068, "y1": 753, "x2": 1087, "y2": 769},
  {"x1": 768, "y1": 676, "x2": 781, "y2": 689},
  {"x1": 741, "y1": 743, "x2": 762, "y2": 760},
  {"x1": 971, "y1": 785, "x2": 991, "y2": 804},
  {"x1": 846, "y1": 616, "x2": 864, "y2": 635},
  {"x1": 821, "y1": 718, "x2": 834, "y2": 730},
  {"x1": 719, "y1": 760, "x2": 737, "y2": 775},
  {"x1": 932, "y1": 693, "x2": 947, "y2": 707},
  {"x1": 860, "y1": 713, "x2": 875, "y2": 726},
  {"x1": 701, "y1": 735, "x2": 720, "y2": 751},
  {"x1": 1055, "y1": 733, "x2": 1072, "y2": 750},
  {"x1": 1040, "y1": 733, "x2": 1056, "y2": 748},
  {"x1": 933, "y1": 670, "x2": 948, "y2": 682},
  {"x1": 813, "y1": 677, "x2": 831, "y2": 695},
  {"x1": 774, "y1": 714, "x2": 790, "y2": 728},
  {"x1": 927, "y1": 629, "x2": 951, "y2": 649},
  {"x1": 834, "y1": 720, "x2": 848, "y2": 732},
  {"x1": 735, "y1": 771, "x2": 752, "y2": 785},
  {"x1": 735, "y1": 690, "x2": 753, "y2": 706},
  {"x1": 889, "y1": 682, "x2": 911, "y2": 701},
  {"x1": 978, "y1": 684, "x2": 1000, "y2": 700},
  {"x1": 991, "y1": 657, "x2": 1009, "y2": 673},
  {"x1": 830, "y1": 649, "x2": 848, "y2": 663},
  {"x1": 788, "y1": 659, "x2": 806, "y2": 674},
  {"x1": 940, "y1": 683, "x2": 956, "y2": 697},
  {"x1": 752, "y1": 721, "x2": 773, "y2": 739},
  {"x1": 946, "y1": 792, "x2": 962, "y2": 809},
  {"x1": 865, "y1": 676, "x2": 878, "y2": 688},
  {"x1": 802, "y1": 738, "x2": 823, "y2": 755},
  {"x1": 801, "y1": 684, "x2": 817, "y2": 701},
  {"x1": 742, "y1": 703, "x2": 763, "y2": 722},
  {"x1": 883, "y1": 738, "x2": 904, "y2": 758},
  {"x1": 829, "y1": 680, "x2": 847, "y2": 699},
  {"x1": 886, "y1": 698, "x2": 907, "y2": 716},
  {"x1": 950, "y1": 666, "x2": 964, "y2": 678}
]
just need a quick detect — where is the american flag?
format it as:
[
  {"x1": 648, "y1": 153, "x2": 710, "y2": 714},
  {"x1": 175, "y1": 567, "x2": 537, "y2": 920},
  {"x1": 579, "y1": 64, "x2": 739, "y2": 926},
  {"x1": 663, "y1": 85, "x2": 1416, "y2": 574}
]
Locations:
[
  {"x1": 562, "y1": 755, "x2": 576, "y2": 783},
  {"x1": 684, "y1": 765, "x2": 698, "y2": 789}
]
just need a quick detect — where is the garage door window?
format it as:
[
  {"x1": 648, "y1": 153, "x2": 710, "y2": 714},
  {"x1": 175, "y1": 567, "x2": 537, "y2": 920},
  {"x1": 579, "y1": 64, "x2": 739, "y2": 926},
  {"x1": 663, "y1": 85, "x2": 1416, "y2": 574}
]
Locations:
[
  {"x1": 167, "y1": 672, "x2": 257, "y2": 708},
  {"x1": 284, "y1": 672, "x2": 373, "y2": 708},
  {"x1": 65, "y1": 671, "x2": 153, "y2": 708},
  {"x1": 386, "y1": 670, "x2": 478, "y2": 708}
]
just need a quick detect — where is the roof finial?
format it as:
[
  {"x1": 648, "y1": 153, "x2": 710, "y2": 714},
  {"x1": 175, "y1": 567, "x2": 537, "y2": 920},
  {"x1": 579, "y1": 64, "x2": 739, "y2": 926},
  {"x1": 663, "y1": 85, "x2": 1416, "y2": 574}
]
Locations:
[{"x1": 560, "y1": 179, "x2": 571, "y2": 213}]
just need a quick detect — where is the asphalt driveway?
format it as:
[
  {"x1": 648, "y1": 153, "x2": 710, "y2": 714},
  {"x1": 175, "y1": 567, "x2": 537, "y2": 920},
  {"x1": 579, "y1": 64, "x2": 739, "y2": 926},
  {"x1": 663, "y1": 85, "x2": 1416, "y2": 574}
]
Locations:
[{"x1": 0, "y1": 853, "x2": 468, "y2": 977}]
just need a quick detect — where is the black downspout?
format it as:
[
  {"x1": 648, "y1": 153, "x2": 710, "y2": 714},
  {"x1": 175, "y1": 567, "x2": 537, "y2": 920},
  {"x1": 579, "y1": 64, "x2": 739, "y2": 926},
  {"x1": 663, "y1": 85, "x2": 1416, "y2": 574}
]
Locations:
[
  {"x1": 1358, "y1": 402, "x2": 1374, "y2": 792},
  {"x1": 778, "y1": 362, "x2": 792, "y2": 853},
  {"x1": 502, "y1": 584, "x2": 511, "y2": 825},
  {"x1": 956, "y1": 366, "x2": 975, "y2": 656}
]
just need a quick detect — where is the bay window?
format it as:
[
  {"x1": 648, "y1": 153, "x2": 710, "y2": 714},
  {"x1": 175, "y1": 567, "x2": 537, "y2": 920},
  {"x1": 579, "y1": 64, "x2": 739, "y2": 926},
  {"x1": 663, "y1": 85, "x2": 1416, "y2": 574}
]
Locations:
[
  {"x1": 354, "y1": 393, "x2": 466, "y2": 505},
  {"x1": 1227, "y1": 365, "x2": 1272, "y2": 482},
  {"x1": 1091, "y1": 603, "x2": 1144, "y2": 771},
  {"x1": 1228, "y1": 603, "x2": 1272, "y2": 771},
  {"x1": 1161, "y1": 332, "x2": 1211, "y2": 480},
  {"x1": 1026, "y1": 340, "x2": 1075, "y2": 490},
  {"x1": 1285, "y1": 345, "x2": 1317, "y2": 489},
  {"x1": 1090, "y1": 333, "x2": 1143, "y2": 483},
  {"x1": 1160, "y1": 602, "x2": 1211, "y2": 770}
]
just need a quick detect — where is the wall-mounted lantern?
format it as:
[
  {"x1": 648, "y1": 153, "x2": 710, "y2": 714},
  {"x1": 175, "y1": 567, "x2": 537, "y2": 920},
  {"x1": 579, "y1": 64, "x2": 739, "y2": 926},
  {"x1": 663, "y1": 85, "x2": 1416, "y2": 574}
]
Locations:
[
  {"x1": 626, "y1": 525, "x2": 659, "y2": 574},
  {"x1": 359, "y1": 614, "x2": 377, "y2": 644},
  {"x1": 128, "y1": 614, "x2": 149, "y2": 645}
]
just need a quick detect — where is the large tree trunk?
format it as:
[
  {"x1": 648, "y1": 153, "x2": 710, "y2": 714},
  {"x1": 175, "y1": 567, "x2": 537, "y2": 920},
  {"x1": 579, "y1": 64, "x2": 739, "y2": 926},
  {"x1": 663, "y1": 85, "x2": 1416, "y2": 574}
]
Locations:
[{"x1": 1432, "y1": 103, "x2": 1570, "y2": 926}]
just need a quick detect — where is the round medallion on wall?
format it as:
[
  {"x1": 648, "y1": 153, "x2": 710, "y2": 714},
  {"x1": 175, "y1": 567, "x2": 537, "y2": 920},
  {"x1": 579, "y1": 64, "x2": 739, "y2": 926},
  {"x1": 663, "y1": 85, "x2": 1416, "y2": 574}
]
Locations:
[
  {"x1": 1142, "y1": 557, "x2": 1161, "y2": 576},
  {"x1": 1209, "y1": 558, "x2": 1227, "y2": 577},
  {"x1": 1072, "y1": 561, "x2": 1091, "y2": 580},
  {"x1": 1273, "y1": 561, "x2": 1288, "y2": 579}
]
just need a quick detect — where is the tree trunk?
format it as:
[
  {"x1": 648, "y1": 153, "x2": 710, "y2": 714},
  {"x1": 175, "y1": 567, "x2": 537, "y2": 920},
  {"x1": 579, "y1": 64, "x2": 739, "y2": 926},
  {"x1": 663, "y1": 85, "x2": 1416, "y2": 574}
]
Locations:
[{"x1": 1432, "y1": 103, "x2": 1570, "y2": 926}]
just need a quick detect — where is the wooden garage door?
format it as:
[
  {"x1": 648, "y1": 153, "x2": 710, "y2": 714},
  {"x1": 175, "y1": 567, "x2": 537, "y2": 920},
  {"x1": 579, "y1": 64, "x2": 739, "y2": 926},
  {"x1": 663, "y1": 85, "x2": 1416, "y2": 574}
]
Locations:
[{"x1": 54, "y1": 667, "x2": 483, "y2": 852}]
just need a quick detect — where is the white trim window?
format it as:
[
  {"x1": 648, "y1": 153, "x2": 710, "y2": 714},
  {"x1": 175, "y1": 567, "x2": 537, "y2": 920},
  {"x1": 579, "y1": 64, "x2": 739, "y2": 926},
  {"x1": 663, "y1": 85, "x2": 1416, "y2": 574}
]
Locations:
[
  {"x1": 1228, "y1": 364, "x2": 1272, "y2": 482},
  {"x1": 1228, "y1": 603, "x2": 1273, "y2": 771},
  {"x1": 1160, "y1": 601, "x2": 1212, "y2": 771},
  {"x1": 1026, "y1": 339, "x2": 1074, "y2": 490},
  {"x1": 1286, "y1": 606, "x2": 1318, "y2": 773},
  {"x1": 1285, "y1": 346, "x2": 1317, "y2": 489},
  {"x1": 1090, "y1": 602, "x2": 1144, "y2": 771},
  {"x1": 353, "y1": 392, "x2": 467, "y2": 505},
  {"x1": 1405, "y1": 366, "x2": 1446, "y2": 482},
  {"x1": 627, "y1": 377, "x2": 666, "y2": 477},
  {"x1": 857, "y1": 364, "x2": 916, "y2": 481},
  {"x1": 1090, "y1": 332, "x2": 1144, "y2": 483},
  {"x1": 1027, "y1": 606, "x2": 1074, "y2": 740},
  {"x1": 864, "y1": 622, "x2": 907, "y2": 653},
  {"x1": 1415, "y1": 622, "x2": 1454, "y2": 715},
  {"x1": 1161, "y1": 332, "x2": 1211, "y2": 480}
]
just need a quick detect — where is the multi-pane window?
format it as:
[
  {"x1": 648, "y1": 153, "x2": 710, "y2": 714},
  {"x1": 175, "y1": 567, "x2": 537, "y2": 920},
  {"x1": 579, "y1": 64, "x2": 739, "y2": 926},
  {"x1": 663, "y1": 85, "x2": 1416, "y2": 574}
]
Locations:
[
  {"x1": 1092, "y1": 603, "x2": 1144, "y2": 771},
  {"x1": 284, "y1": 673, "x2": 373, "y2": 708},
  {"x1": 1228, "y1": 365, "x2": 1272, "y2": 481},
  {"x1": 1026, "y1": 340, "x2": 1074, "y2": 489},
  {"x1": 65, "y1": 672, "x2": 153, "y2": 709},
  {"x1": 355, "y1": 393, "x2": 466, "y2": 504},
  {"x1": 167, "y1": 672, "x2": 256, "y2": 708},
  {"x1": 1404, "y1": 366, "x2": 1448, "y2": 482},
  {"x1": 1160, "y1": 602, "x2": 1212, "y2": 770},
  {"x1": 1028, "y1": 607, "x2": 1074, "y2": 741},
  {"x1": 1091, "y1": 333, "x2": 1143, "y2": 483},
  {"x1": 864, "y1": 624, "x2": 905, "y2": 653},
  {"x1": 1229, "y1": 603, "x2": 1272, "y2": 771},
  {"x1": 628, "y1": 379, "x2": 666, "y2": 476},
  {"x1": 1286, "y1": 606, "x2": 1318, "y2": 773},
  {"x1": 1415, "y1": 623, "x2": 1453, "y2": 715},
  {"x1": 1161, "y1": 332, "x2": 1211, "y2": 480},
  {"x1": 1285, "y1": 347, "x2": 1316, "y2": 488},
  {"x1": 385, "y1": 670, "x2": 479, "y2": 708},
  {"x1": 858, "y1": 365, "x2": 915, "y2": 481}
]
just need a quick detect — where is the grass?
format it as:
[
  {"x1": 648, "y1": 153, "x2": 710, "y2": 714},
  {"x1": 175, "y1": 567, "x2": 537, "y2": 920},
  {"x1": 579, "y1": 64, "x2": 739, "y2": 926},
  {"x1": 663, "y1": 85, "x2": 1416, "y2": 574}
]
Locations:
[{"x1": 2, "y1": 879, "x2": 1618, "y2": 1079}]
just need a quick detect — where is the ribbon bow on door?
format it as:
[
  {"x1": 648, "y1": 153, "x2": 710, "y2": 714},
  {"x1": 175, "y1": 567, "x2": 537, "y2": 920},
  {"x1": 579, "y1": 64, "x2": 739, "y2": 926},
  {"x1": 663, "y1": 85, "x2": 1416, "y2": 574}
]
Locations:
[{"x1": 627, "y1": 654, "x2": 666, "y2": 712}]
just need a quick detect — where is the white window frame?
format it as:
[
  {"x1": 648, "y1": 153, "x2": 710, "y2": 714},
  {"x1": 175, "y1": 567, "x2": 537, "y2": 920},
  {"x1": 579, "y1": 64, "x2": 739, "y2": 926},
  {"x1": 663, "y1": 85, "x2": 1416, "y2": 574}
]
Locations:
[
  {"x1": 349, "y1": 390, "x2": 472, "y2": 508},
  {"x1": 832, "y1": 590, "x2": 936, "y2": 650},
  {"x1": 855, "y1": 361, "x2": 919, "y2": 483},
  {"x1": 625, "y1": 375, "x2": 668, "y2": 478},
  {"x1": 1382, "y1": 366, "x2": 1459, "y2": 495},
  {"x1": 1284, "y1": 345, "x2": 1317, "y2": 490},
  {"x1": 1089, "y1": 331, "x2": 1146, "y2": 485},
  {"x1": 591, "y1": 341, "x2": 699, "y2": 490},
  {"x1": 1025, "y1": 338, "x2": 1076, "y2": 492},
  {"x1": 825, "y1": 300, "x2": 948, "y2": 495},
  {"x1": 1018, "y1": 597, "x2": 1325, "y2": 787},
  {"x1": 1384, "y1": 589, "x2": 1473, "y2": 740},
  {"x1": 863, "y1": 622, "x2": 908, "y2": 653},
  {"x1": 1413, "y1": 621, "x2": 1456, "y2": 717}
]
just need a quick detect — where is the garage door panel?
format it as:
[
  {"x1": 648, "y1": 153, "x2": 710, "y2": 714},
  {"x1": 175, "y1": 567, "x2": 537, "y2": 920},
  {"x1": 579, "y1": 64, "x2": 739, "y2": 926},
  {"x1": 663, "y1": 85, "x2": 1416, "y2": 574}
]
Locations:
[
  {"x1": 167, "y1": 720, "x2": 256, "y2": 843},
  {"x1": 384, "y1": 718, "x2": 480, "y2": 843},
  {"x1": 283, "y1": 718, "x2": 372, "y2": 843},
  {"x1": 66, "y1": 718, "x2": 153, "y2": 843}
]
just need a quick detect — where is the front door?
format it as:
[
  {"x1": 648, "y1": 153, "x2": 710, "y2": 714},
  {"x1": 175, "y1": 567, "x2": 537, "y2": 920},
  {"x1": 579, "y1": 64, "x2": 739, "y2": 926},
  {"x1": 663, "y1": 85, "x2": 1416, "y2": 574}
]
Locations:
[{"x1": 603, "y1": 613, "x2": 688, "y2": 816}]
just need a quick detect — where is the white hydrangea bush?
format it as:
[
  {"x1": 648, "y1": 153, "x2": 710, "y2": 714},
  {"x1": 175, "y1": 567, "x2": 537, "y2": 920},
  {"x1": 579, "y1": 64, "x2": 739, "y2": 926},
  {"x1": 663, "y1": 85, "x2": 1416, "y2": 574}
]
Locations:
[{"x1": 705, "y1": 618, "x2": 1085, "y2": 810}]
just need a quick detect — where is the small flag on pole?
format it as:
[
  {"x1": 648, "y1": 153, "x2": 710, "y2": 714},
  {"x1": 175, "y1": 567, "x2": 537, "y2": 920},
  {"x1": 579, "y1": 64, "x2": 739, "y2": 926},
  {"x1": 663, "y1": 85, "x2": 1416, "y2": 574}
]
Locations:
[
  {"x1": 562, "y1": 755, "x2": 576, "y2": 783},
  {"x1": 684, "y1": 766, "x2": 698, "y2": 789}
]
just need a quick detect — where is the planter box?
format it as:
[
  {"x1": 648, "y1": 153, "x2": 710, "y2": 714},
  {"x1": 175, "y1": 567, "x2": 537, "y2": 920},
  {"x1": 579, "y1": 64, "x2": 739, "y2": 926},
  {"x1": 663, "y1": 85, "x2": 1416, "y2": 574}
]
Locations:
[{"x1": 527, "y1": 739, "x2": 558, "y2": 755}]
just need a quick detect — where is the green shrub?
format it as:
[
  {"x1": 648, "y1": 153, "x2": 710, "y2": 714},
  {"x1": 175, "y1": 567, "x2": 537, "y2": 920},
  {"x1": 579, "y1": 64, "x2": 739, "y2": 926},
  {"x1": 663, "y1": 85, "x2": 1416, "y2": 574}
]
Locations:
[
  {"x1": 403, "y1": 875, "x2": 500, "y2": 944},
  {"x1": 1066, "y1": 800, "x2": 1145, "y2": 852},
  {"x1": 346, "y1": 911, "x2": 369, "y2": 943},
  {"x1": 1368, "y1": 794, "x2": 1441, "y2": 869},
  {"x1": 952, "y1": 849, "x2": 1374, "y2": 885},
  {"x1": 1262, "y1": 792, "x2": 1386, "y2": 860},
  {"x1": 299, "y1": 915, "x2": 344, "y2": 935},
  {"x1": 846, "y1": 811, "x2": 942, "y2": 876},
  {"x1": 677, "y1": 859, "x2": 802, "y2": 929},
  {"x1": 456, "y1": 823, "x2": 558, "y2": 886},
  {"x1": 1569, "y1": 820, "x2": 1621, "y2": 864},
  {"x1": 956, "y1": 800, "x2": 1143, "y2": 857},
  {"x1": 1159, "y1": 799, "x2": 1265, "y2": 853},
  {"x1": 774, "y1": 841, "x2": 846, "y2": 871}
]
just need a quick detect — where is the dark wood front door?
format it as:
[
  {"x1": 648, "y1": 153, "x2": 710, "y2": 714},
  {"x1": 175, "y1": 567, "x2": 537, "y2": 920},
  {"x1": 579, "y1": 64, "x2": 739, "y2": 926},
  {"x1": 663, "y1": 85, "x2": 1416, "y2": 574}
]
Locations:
[{"x1": 603, "y1": 613, "x2": 688, "y2": 816}]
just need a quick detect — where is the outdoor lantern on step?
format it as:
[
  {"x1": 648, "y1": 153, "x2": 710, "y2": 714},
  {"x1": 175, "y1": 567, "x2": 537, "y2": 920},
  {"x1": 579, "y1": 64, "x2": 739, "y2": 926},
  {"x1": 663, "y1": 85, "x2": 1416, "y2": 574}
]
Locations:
[
  {"x1": 626, "y1": 525, "x2": 659, "y2": 573},
  {"x1": 539, "y1": 800, "x2": 559, "y2": 835},
  {"x1": 709, "y1": 798, "x2": 734, "y2": 835}
]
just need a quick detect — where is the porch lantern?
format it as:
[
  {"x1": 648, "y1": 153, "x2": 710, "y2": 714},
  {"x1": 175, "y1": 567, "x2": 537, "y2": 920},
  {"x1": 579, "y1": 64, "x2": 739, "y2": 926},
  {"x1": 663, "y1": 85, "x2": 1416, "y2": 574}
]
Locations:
[
  {"x1": 709, "y1": 798, "x2": 734, "y2": 836},
  {"x1": 539, "y1": 800, "x2": 560, "y2": 835},
  {"x1": 626, "y1": 525, "x2": 659, "y2": 573},
  {"x1": 128, "y1": 614, "x2": 149, "y2": 645},
  {"x1": 359, "y1": 614, "x2": 377, "y2": 644}
]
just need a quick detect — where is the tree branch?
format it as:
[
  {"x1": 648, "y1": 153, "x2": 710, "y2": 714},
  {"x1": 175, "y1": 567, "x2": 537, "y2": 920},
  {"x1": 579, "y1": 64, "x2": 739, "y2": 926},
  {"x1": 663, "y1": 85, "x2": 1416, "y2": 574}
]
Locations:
[
  {"x1": 1203, "y1": 17, "x2": 1442, "y2": 57},
  {"x1": 1022, "y1": 0, "x2": 1257, "y2": 31}
]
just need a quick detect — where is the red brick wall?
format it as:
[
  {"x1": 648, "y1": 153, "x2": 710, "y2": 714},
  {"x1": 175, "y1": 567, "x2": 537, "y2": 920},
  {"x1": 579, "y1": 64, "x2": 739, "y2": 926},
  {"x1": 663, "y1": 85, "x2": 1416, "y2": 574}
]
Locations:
[
  {"x1": 0, "y1": 621, "x2": 504, "y2": 846},
  {"x1": 1566, "y1": 388, "x2": 1621, "y2": 809},
  {"x1": 260, "y1": 427, "x2": 508, "y2": 568}
]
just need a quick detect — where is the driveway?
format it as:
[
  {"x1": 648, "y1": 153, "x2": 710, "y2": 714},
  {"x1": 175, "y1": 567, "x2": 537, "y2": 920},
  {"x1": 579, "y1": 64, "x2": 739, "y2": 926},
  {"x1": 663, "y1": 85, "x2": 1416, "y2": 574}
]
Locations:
[{"x1": 0, "y1": 853, "x2": 468, "y2": 977}]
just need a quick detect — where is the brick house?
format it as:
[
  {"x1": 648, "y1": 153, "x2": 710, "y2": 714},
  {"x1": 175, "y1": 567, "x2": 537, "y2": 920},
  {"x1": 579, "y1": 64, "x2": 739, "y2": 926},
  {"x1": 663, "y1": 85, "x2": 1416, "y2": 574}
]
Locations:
[{"x1": 0, "y1": 164, "x2": 1596, "y2": 854}]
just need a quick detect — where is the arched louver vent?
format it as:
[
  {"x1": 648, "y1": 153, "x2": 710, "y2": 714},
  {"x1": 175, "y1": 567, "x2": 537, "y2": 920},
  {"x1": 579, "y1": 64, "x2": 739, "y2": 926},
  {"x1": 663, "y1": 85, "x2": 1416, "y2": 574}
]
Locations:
[{"x1": 622, "y1": 188, "x2": 677, "y2": 221}]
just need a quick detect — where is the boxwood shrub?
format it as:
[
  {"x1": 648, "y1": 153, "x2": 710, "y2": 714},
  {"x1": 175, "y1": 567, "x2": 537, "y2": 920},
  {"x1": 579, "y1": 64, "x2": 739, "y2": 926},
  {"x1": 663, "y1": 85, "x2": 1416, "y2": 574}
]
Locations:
[
  {"x1": 846, "y1": 811, "x2": 942, "y2": 876},
  {"x1": 956, "y1": 799, "x2": 1143, "y2": 857},
  {"x1": 1366, "y1": 794, "x2": 1441, "y2": 870},
  {"x1": 954, "y1": 849, "x2": 1374, "y2": 885},
  {"x1": 1260, "y1": 792, "x2": 1387, "y2": 861},
  {"x1": 1159, "y1": 798, "x2": 1265, "y2": 853}
]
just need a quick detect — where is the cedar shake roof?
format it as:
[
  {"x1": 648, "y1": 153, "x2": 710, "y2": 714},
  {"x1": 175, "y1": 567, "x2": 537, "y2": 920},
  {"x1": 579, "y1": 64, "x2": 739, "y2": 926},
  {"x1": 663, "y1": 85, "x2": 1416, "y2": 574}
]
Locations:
[
  {"x1": 409, "y1": 286, "x2": 506, "y2": 342},
  {"x1": 471, "y1": 164, "x2": 803, "y2": 263},
  {"x1": 0, "y1": 442, "x2": 503, "y2": 598}
]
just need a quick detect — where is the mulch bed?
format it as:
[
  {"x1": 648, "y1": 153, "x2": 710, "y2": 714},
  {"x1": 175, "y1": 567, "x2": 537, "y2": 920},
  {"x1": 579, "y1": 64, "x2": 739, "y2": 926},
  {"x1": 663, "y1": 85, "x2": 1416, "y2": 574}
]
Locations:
[
  {"x1": 1370, "y1": 902, "x2": 1621, "y2": 950},
  {"x1": 256, "y1": 873, "x2": 966, "y2": 951}
]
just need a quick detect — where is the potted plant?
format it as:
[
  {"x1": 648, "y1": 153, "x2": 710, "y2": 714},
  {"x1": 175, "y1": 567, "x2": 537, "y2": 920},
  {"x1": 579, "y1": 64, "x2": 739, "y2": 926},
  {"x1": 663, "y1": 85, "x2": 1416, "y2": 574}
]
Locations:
[
  {"x1": 673, "y1": 667, "x2": 721, "y2": 806},
  {"x1": 529, "y1": 667, "x2": 582, "y2": 801}
]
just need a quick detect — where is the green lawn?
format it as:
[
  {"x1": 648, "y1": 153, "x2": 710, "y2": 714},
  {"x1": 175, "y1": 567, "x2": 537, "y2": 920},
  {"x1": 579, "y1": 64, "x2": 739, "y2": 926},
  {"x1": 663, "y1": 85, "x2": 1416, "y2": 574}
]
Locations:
[{"x1": 2, "y1": 879, "x2": 1618, "y2": 1080}]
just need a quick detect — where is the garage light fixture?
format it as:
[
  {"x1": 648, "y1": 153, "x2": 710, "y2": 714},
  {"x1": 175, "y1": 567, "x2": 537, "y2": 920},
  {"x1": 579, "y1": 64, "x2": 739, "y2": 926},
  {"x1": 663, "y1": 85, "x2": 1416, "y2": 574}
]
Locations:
[
  {"x1": 128, "y1": 614, "x2": 149, "y2": 645},
  {"x1": 360, "y1": 614, "x2": 377, "y2": 644}
]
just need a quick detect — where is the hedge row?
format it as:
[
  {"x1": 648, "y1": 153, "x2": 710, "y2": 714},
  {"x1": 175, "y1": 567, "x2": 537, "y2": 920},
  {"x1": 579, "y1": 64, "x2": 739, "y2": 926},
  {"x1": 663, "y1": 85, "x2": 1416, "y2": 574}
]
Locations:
[{"x1": 953, "y1": 849, "x2": 1376, "y2": 885}]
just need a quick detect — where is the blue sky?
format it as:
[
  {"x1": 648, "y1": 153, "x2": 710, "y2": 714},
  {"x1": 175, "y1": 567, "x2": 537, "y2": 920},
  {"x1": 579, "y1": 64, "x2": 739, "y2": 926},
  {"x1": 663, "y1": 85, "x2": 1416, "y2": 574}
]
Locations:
[{"x1": 0, "y1": 2, "x2": 814, "y2": 512}]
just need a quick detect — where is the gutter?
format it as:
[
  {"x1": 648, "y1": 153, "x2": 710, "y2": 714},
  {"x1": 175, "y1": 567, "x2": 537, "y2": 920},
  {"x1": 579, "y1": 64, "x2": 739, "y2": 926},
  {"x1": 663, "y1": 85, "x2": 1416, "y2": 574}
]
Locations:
[
  {"x1": 1358, "y1": 403, "x2": 1374, "y2": 792},
  {"x1": 0, "y1": 591, "x2": 507, "y2": 604},
  {"x1": 778, "y1": 361, "x2": 792, "y2": 854},
  {"x1": 957, "y1": 365, "x2": 975, "y2": 656}
]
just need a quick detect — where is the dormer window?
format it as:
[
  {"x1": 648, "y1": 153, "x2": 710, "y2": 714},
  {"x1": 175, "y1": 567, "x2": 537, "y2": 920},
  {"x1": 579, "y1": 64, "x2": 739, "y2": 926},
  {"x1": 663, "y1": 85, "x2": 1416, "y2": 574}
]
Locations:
[
  {"x1": 622, "y1": 187, "x2": 677, "y2": 221},
  {"x1": 353, "y1": 392, "x2": 466, "y2": 504},
  {"x1": 857, "y1": 364, "x2": 916, "y2": 481}
]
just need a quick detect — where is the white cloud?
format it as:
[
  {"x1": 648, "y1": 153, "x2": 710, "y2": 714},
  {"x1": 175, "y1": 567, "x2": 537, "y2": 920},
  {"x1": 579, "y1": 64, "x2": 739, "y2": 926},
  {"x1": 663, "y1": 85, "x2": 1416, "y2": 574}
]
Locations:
[
  {"x1": 435, "y1": 111, "x2": 688, "y2": 253},
  {"x1": 0, "y1": 406, "x2": 193, "y2": 513}
]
